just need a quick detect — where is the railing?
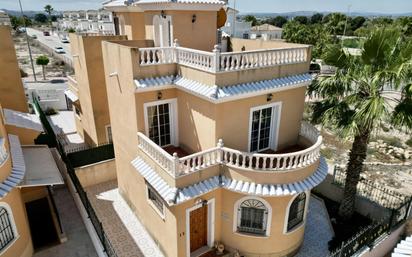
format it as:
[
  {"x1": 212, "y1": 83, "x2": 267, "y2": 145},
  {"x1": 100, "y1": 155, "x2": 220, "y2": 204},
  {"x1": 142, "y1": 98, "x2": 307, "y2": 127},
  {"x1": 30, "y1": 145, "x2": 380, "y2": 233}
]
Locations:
[
  {"x1": 222, "y1": 122, "x2": 321, "y2": 171},
  {"x1": 67, "y1": 75, "x2": 78, "y2": 86},
  {"x1": 219, "y1": 47, "x2": 308, "y2": 71},
  {"x1": 138, "y1": 133, "x2": 177, "y2": 176},
  {"x1": 137, "y1": 121, "x2": 322, "y2": 177},
  {"x1": 138, "y1": 40, "x2": 309, "y2": 73},
  {"x1": 333, "y1": 166, "x2": 410, "y2": 209},
  {"x1": 0, "y1": 138, "x2": 8, "y2": 166}
]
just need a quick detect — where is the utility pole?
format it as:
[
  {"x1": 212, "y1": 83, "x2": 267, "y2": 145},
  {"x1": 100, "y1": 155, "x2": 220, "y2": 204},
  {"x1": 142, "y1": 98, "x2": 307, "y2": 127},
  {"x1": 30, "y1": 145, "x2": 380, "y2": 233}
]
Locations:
[
  {"x1": 232, "y1": 0, "x2": 237, "y2": 37},
  {"x1": 18, "y1": 0, "x2": 37, "y2": 81},
  {"x1": 342, "y1": 4, "x2": 352, "y2": 39}
]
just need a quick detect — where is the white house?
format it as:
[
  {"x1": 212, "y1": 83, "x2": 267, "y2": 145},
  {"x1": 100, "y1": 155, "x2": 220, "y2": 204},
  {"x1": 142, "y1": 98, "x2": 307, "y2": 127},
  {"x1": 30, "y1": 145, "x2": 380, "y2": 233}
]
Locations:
[
  {"x1": 221, "y1": 7, "x2": 252, "y2": 39},
  {"x1": 59, "y1": 10, "x2": 114, "y2": 35},
  {"x1": 0, "y1": 10, "x2": 11, "y2": 26},
  {"x1": 250, "y1": 23, "x2": 283, "y2": 40}
]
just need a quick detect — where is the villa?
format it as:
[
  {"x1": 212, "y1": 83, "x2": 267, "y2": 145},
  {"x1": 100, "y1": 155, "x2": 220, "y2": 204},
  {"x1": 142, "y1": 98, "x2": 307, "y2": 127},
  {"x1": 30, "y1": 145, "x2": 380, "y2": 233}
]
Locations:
[{"x1": 61, "y1": 0, "x2": 328, "y2": 256}]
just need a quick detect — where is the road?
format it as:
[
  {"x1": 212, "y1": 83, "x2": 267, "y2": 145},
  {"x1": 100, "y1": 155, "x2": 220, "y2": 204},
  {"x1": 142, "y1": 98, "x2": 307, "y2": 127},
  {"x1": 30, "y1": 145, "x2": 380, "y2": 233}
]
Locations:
[{"x1": 26, "y1": 28, "x2": 73, "y2": 64}]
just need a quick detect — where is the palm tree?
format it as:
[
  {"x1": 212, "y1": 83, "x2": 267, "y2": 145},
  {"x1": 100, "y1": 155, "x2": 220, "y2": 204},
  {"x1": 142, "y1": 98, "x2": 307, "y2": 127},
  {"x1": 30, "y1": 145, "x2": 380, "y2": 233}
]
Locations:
[
  {"x1": 44, "y1": 5, "x2": 53, "y2": 29},
  {"x1": 36, "y1": 55, "x2": 50, "y2": 80},
  {"x1": 309, "y1": 28, "x2": 412, "y2": 219}
]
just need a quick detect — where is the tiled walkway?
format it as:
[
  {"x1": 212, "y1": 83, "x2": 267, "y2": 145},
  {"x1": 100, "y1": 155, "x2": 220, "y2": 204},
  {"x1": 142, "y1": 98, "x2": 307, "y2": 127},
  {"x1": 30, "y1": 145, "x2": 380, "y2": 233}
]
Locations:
[
  {"x1": 296, "y1": 196, "x2": 334, "y2": 257},
  {"x1": 86, "y1": 180, "x2": 165, "y2": 257},
  {"x1": 87, "y1": 181, "x2": 333, "y2": 257},
  {"x1": 33, "y1": 186, "x2": 98, "y2": 257}
]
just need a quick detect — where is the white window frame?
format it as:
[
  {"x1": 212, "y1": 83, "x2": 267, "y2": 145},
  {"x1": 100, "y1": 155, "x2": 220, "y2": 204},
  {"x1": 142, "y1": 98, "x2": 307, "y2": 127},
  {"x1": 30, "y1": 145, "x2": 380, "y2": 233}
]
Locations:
[
  {"x1": 143, "y1": 98, "x2": 179, "y2": 147},
  {"x1": 247, "y1": 102, "x2": 282, "y2": 153},
  {"x1": 185, "y1": 198, "x2": 215, "y2": 257},
  {"x1": 105, "y1": 125, "x2": 113, "y2": 143},
  {"x1": 145, "y1": 184, "x2": 165, "y2": 220},
  {"x1": 153, "y1": 15, "x2": 173, "y2": 47},
  {"x1": 232, "y1": 196, "x2": 272, "y2": 237},
  {"x1": 0, "y1": 202, "x2": 19, "y2": 255},
  {"x1": 283, "y1": 191, "x2": 310, "y2": 234}
]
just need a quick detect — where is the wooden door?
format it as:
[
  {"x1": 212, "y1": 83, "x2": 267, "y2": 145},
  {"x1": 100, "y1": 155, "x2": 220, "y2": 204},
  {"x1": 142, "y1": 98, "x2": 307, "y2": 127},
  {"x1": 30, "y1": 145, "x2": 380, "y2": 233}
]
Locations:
[{"x1": 190, "y1": 205, "x2": 208, "y2": 253}]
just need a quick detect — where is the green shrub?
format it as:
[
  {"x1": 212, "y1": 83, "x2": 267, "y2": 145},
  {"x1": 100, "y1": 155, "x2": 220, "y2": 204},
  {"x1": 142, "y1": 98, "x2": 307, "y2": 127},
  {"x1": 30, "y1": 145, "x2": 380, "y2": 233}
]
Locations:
[
  {"x1": 45, "y1": 107, "x2": 58, "y2": 116},
  {"x1": 321, "y1": 148, "x2": 334, "y2": 159}
]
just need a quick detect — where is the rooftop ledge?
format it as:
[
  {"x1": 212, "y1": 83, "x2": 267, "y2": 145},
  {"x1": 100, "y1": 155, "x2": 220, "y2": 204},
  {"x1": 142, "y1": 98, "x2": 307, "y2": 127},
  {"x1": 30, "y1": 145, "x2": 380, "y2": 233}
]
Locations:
[
  {"x1": 138, "y1": 42, "x2": 310, "y2": 74},
  {"x1": 136, "y1": 121, "x2": 322, "y2": 179}
]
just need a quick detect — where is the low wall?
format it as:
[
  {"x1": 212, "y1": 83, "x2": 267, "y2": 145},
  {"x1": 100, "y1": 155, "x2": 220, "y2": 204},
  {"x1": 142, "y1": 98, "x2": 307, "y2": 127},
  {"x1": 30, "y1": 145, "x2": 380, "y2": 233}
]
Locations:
[
  {"x1": 75, "y1": 159, "x2": 116, "y2": 188},
  {"x1": 313, "y1": 174, "x2": 392, "y2": 220}
]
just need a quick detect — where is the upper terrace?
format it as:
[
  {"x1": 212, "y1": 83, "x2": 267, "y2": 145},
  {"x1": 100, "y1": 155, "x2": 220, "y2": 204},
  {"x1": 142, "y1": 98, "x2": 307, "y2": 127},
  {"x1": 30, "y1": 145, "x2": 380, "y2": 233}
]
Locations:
[{"x1": 135, "y1": 38, "x2": 311, "y2": 86}]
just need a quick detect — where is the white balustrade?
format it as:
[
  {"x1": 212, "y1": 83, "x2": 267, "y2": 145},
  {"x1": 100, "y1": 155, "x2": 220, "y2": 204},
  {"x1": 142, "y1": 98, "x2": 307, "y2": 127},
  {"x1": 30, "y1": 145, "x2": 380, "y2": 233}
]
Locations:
[
  {"x1": 178, "y1": 147, "x2": 220, "y2": 175},
  {"x1": 137, "y1": 133, "x2": 177, "y2": 176},
  {"x1": 220, "y1": 47, "x2": 308, "y2": 71},
  {"x1": 138, "y1": 43, "x2": 309, "y2": 73},
  {"x1": 175, "y1": 47, "x2": 215, "y2": 72},
  {"x1": 139, "y1": 47, "x2": 175, "y2": 66},
  {"x1": 0, "y1": 138, "x2": 8, "y2": 166},
  {"x1": 137, "y1": 122, "x2": 321, "y2": 177}
]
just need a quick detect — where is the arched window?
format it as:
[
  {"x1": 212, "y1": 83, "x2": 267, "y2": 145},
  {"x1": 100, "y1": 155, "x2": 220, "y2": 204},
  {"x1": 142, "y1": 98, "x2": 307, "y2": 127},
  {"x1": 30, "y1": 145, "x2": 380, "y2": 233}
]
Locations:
[
  {"x1": 0, "y1": 206, "x2": 16, "y2": 251},
  {"x1": 236, "y1": 198, "x2": 269, "y2": 236},
  {"x1": 287, "y1": 193, "x2": 307, "y2": 232}
]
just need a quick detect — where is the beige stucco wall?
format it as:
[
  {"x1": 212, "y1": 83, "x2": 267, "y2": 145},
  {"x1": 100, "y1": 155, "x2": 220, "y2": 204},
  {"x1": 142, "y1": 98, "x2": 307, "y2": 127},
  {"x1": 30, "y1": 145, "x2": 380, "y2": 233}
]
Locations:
[
  {"x1": 230, "y1": 38, "x2": 310, "y2": 52},
  {"x1": 4, "y1": 125, "x2": 40, "y2": 145},
  {"x1": 115, "y1": 12, "x2": 146, "y2": 40},
  {"x1": 76, "y1": 159, "x2": 117, "y2": 188},
  {"x1": 0, "y1": 26, "x2": 28, "y2": 113},
  {"x1": 0, "y1": 188, "x2": 33, "y2": 257},
  {"x1": 69, "y1": 34, "x2": 127, "y2": 146}
]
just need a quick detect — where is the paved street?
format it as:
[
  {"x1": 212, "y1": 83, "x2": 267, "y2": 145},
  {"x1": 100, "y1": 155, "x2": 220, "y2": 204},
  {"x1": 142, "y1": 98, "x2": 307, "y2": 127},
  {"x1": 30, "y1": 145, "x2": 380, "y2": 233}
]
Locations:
[{"x1": 26, "y1": 28, "x2": 72, "y2": 63}]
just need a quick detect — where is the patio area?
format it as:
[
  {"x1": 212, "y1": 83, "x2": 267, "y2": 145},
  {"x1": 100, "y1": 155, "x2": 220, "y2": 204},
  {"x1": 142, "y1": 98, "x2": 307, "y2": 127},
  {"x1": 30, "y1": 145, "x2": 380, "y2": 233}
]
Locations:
[
  {"x1": 46, "y1": 111, "x2": 88, "y2": 152},
  {"x1": 86, "y1": 180, "x2": 333, "y2": 257}
]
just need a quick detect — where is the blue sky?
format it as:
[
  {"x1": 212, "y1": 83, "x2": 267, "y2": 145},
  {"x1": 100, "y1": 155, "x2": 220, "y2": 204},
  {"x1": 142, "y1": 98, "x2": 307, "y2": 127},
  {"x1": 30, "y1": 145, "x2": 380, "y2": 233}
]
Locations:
[{"x1": 1, "y1": 0, "x2": 412, "y2": 13}]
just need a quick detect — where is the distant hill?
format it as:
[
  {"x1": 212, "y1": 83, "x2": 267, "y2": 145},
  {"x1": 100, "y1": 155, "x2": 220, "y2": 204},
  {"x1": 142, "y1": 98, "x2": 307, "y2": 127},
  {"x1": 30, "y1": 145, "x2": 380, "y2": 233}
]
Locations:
[
  {"x1": 240, "y1": 11, "x2": 412, "y2": 18},
  {"x1": 1, "y1": 9, "x2": 63, "y2": 18}
]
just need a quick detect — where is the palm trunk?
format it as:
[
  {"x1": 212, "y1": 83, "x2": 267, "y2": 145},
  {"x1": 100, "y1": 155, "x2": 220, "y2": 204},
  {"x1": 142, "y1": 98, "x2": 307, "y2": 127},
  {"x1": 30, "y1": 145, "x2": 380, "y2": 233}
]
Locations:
[
  {"x1": 42, "y1": 65, "x2": 45, "y2": 80},
  {"x1": 338, "y1": 129, "x2": 371, "y2": 219}
]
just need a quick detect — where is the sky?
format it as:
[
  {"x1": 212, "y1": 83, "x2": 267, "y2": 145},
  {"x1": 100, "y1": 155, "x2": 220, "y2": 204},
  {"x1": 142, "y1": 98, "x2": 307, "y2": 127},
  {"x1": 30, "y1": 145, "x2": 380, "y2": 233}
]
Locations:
[{"x1": 1, "y1": 0, "x2": 412, "y2": 14}]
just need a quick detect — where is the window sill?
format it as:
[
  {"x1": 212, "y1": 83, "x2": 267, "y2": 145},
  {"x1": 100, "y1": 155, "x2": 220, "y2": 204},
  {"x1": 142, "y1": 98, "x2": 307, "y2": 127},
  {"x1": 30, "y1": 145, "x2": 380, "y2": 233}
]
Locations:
[
  {"x1": 234, "y1": 231, "x2": 269, "y2": 238},
  {"x1": 284, "y1": 222, "x2": 305, "y2": 235}
]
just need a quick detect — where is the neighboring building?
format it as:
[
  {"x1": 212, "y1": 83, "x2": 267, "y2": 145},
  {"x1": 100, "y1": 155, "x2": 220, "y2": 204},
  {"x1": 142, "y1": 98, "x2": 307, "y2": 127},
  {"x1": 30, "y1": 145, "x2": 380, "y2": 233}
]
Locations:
[
  {"x1": 0, "y1": 10, "x2": 10, "y2": 26},
  {"x1": 24, "y1": 79, "x2": 70, "y2": 112},
  {"x1": 0, "y1": 26, "x2": 28, "y2": 113},
  {"x1": 221, "y1": 7, "x2": 252, "y2": 39},
  {"x1": 59, "y1": 10, "x2": 115, "y2": 35},
  {"x1": 250, "y1": 23, "x2": 283, "y2": 40},
  {"x1": 66, "y1": 34, "x2": 126, "y2": 147},
  {"x1": 0, "y1": 25, "x2": 65, "y2": 257}
]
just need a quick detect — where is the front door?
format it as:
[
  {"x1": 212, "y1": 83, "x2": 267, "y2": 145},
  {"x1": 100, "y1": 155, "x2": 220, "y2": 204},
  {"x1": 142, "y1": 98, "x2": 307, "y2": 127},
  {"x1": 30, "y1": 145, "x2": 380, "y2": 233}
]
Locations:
[{"x1": 190, "y1": 205, "x2": 208, "y2": 253}]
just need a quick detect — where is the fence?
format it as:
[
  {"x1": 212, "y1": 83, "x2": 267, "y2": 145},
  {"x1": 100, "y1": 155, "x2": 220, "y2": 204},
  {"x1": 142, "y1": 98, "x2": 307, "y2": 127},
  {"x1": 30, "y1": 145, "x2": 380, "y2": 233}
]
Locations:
[
  {"x1": 333, "y1": 166, "x2": 409, "y2": 209},
  {"x1": 34, "y1": 97, "x2": 117, "y2": 257},
  {"x1": 329, "y1": 167, "x2": 412, "y2": 256}
]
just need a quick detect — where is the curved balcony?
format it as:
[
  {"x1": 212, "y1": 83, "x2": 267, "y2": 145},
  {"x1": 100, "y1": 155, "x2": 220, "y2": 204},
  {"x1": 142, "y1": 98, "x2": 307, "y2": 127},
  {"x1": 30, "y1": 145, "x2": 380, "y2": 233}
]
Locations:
[{"x1": 137, "y1": 122, "x2": 322, "y2": 179}]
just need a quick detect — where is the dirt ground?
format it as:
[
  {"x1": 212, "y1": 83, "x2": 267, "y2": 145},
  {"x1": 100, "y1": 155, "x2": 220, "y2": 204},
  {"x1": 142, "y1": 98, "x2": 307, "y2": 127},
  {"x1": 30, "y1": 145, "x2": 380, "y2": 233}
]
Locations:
[{"x1": 13, "y1": 31, "x2": 71, "y2": 81}]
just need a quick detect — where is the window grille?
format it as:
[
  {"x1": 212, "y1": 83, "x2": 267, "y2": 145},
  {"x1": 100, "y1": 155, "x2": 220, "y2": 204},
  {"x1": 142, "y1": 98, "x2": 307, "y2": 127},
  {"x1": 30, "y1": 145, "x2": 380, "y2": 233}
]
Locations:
[
  {"x1": 237, "y1": 199, "x2": 268, "y2": 235},
  {"x1": 0, "y1": 207, "x2": 15, "y2": 251},
  {"x1": 287, "y1": 193, "x2": 306, "y2": 231}
]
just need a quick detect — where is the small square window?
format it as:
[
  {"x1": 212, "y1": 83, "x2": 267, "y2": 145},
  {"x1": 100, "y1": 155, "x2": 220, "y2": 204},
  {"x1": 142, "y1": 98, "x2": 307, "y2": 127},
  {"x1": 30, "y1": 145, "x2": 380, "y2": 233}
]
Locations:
[{"x1": 147, "y1": 185, "x2": 165, "y2": 218}]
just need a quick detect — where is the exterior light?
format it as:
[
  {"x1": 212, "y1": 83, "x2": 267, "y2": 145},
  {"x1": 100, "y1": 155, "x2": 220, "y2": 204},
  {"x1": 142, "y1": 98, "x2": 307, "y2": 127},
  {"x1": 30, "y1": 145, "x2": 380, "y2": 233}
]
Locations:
[
  {"x1": 161, "y1": 10, "x2": 166, "y2": 18},
  {"x1": 192, "y1": 14, "x2": 197, "y2": 23},
  {"x1": 157, "y1": 91, "x2": 163, "y2": 100},
  {"x1": 267, "y1": 93, "x2": 273, "y2": 102}
]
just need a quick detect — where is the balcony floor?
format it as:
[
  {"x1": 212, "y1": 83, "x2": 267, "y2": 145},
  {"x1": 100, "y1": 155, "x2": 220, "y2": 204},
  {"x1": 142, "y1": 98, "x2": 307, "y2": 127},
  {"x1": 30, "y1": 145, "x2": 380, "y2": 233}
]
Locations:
[{"x1": 163, "y1": 145, "x2": 190, "y2": 158}]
